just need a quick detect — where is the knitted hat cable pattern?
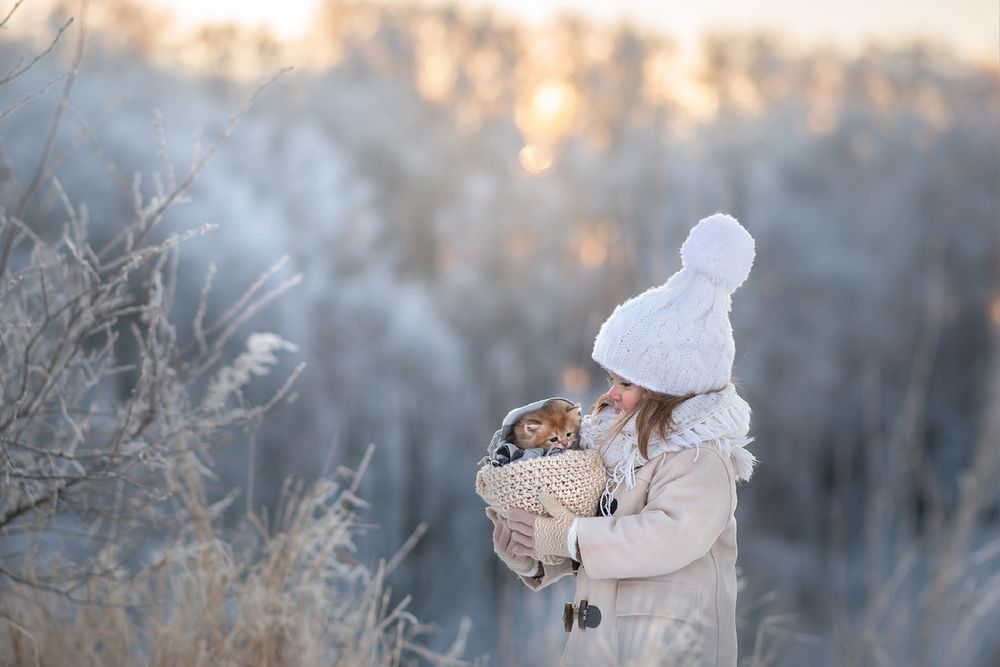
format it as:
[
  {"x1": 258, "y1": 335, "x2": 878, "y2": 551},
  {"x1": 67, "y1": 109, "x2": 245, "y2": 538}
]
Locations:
[{"x1": 592, "y1": 213, "x2": 755, "y2": 396}]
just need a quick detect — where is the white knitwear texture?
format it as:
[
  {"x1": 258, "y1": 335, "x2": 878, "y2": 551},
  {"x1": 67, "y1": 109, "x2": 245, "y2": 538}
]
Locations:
[
  {"x1": 581, "y1": 382, "x2": 756, "y2": 515},
  {"x1": 533, "y1": 499, "x2": 577, "y2": 559},
  {"x1": 592, "y1": 213, "x2": 755, "y2": 396}
]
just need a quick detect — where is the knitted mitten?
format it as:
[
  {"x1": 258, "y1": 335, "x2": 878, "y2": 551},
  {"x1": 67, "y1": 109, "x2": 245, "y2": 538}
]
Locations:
[{"x1": 532, "y1": 489, "x2": 581, "y2": 560}]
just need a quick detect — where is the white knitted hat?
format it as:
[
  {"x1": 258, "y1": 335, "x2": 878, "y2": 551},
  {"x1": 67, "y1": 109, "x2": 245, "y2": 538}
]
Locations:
[{"x1": 592, "y1": 213, "x2": 755, "y2": 395}]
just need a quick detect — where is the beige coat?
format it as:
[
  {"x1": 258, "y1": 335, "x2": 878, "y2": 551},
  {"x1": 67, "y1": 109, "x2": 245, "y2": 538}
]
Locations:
[{"x1": 522, "y1": 444, "x2": 739, "y2": 667}]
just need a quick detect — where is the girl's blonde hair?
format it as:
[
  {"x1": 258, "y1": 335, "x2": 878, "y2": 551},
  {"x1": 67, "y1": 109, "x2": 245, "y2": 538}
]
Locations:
[{"x1": 595, "y1": 388, "x2": 696, "y2": 459}]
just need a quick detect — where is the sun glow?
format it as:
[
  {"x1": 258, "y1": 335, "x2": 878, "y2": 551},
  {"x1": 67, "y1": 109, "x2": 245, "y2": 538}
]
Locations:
[
  {"x1": 146, "y1": 0, "x2": 320, "y2": 40},
  {"x1": 515, "y1": 76, "x2": 579, "y2": 174},
  {"x1": 516, "y1": 77, "x2": 579, "y2": 141},
  {"x1": 124, "y1": 0, "x2": 995, "y2": 67},
  {"x1": 643, "y1": 49, "x2": 718, "y2": 121}
]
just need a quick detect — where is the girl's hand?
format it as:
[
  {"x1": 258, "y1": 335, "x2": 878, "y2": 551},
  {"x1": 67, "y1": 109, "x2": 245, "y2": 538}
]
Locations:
[
  {"x1": 486, "y1": 508, "x2": 539, "y2": 576},
  {"x1": 508, "y1": 489, "x2": 581, "y2": 560}
]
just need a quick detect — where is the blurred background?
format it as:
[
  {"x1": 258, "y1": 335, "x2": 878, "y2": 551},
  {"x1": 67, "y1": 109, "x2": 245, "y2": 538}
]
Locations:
[{"x1": 2, "y1": 0, "x2": 998, "y2": 664}]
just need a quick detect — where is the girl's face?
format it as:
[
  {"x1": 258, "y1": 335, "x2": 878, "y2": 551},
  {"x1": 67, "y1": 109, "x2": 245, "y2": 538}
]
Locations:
[{"x1": 605, "y1": 371, "x2": 644, "y2": 413}]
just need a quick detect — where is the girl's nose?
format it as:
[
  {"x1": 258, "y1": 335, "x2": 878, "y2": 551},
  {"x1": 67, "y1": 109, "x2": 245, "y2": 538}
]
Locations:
[{"x1": 607, "y1": 386, "x2": 620, "y2": 401}]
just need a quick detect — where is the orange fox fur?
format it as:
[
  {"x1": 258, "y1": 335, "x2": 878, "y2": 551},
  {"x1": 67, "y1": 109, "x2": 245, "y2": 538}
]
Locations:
[{"x1": 511, "y1": 398, "x2": 582, "y2": 451}]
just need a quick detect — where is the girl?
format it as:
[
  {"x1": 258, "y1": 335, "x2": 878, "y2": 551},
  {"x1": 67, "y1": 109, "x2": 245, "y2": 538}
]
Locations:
[{"x1": 490, "y1": 213, "x2": 757, "y2": 667}]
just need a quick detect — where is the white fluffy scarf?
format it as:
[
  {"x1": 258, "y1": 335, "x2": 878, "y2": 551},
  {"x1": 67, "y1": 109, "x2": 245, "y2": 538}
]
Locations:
[{"x1": 580, "y1": 383, "x2": 756, "y2": 515}]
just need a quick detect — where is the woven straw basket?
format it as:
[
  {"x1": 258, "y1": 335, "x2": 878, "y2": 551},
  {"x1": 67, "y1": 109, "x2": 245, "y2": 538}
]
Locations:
[{"x1": 476, "y1": 449, "x2": 607, "y2": 522}]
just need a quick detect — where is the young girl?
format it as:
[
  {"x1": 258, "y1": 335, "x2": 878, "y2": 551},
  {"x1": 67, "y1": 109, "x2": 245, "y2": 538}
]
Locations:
[{"x1": 489, "y1": 213, "x2": 757, "y2": 666}]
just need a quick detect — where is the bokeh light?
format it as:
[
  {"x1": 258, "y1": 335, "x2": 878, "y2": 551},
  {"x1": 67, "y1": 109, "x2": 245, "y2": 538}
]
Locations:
[
  {"x1": 562, "y1": 366, "x2": 590, "y2": 395},
  {"x1": 518, "y1": 142, "x2": 554, "y2": 174}
]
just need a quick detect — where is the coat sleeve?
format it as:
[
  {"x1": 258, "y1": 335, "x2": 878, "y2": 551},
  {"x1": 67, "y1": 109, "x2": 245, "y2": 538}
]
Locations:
[
  {"x1": 575, "y1": 447, "x2": 734, "y2": 580},
  {"x1": 519, "y1": 557, "x2": 576, "y2": 590}
]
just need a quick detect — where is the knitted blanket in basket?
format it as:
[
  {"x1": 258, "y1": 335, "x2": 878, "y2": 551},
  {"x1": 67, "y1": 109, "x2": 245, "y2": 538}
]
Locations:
[
  {"x1": 477, "y1": 397, "x2": 609, "y2": 564},
  {"x1": 476, "y1": 448, "x2": 607, "y2": 564}
]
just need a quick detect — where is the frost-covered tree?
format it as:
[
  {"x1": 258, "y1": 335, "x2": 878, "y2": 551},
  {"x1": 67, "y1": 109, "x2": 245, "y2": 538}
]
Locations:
[
  {"x1": 0, "y1": 7, "x2": 469, "y2": 665},
  {"x1": 0, "y1": 16, "x2": 300, "y2": 592}
]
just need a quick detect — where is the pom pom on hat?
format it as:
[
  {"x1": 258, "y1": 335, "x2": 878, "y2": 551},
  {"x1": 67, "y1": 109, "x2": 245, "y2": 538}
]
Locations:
[
  {"x1": 680, "y1": 213, "x2": 756, "y2": 293},
  {"x1": 591, "y1": 212, "x2": 755, "y2": 395}
]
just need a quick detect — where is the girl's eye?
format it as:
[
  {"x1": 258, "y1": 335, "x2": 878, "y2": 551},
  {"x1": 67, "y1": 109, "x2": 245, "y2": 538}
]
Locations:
[{"x1": 621, "y1": 382, "x2": 632, "y2": 388}]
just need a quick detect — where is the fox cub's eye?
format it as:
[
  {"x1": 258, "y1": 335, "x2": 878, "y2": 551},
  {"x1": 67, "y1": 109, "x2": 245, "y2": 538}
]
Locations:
[
  {"x1": 566, "y1": 432, "x2": 573, "y2": 437},
  {"x1": 549, "y1": 435, "x2": 558, "y2": 442}
]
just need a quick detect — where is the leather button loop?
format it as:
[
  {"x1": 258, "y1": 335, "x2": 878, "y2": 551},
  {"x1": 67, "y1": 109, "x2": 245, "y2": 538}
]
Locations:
[{"x1": 563, "y1": 603, "x2": 574, "y2": 633}]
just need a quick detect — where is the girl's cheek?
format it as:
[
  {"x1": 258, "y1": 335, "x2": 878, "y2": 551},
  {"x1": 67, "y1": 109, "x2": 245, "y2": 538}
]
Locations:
[{"x1": 624, "y1": 389, "x2": 642, "y2": 410}]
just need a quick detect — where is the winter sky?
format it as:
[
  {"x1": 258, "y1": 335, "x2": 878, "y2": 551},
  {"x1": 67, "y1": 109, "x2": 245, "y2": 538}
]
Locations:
[{"x1": 144, "y1": 0, "x2": 997, "y2": 65}]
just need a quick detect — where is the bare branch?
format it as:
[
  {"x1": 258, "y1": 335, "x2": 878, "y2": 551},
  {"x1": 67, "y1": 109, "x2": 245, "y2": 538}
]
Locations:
[
  {"x1": 0, "y1": 10, "x2": 86, "y2": 275},
  {"x1": 0, "y1": 73, "x2": 70, "y2": 124},
  {"x1": 139, "y1": 67, "x2": 292, "y2": 230},
  {"x1": 62, "y1": 103, "x2": 132, "y2": 199},
  {"x1": 0, "y1": 17, "x2": 73, "y2": 87},
  {"x1": 0, "y1": 1, "x2": 26, "y2": 30},
  {"x1": 176, "y1": 254, "x2": 290, "y2": 362}
]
